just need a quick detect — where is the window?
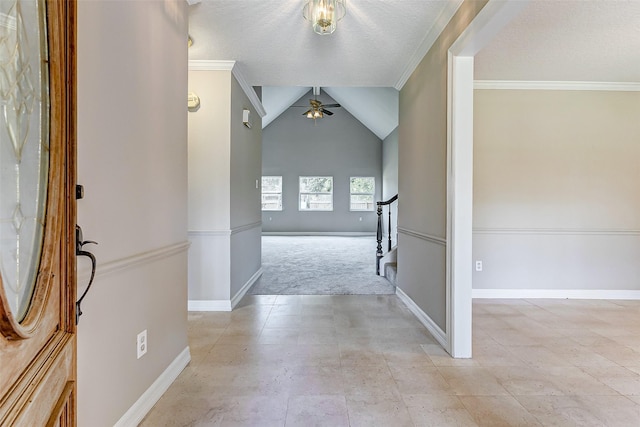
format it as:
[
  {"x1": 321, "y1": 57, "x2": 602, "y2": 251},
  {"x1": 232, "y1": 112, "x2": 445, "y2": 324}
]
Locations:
[
  {"x1": 261, "y1": 176, "x2": 282, "y2": 211},
  {"x1": 299, "y1": 176, "x2": 333, "y2": 211},
  {"x1": 350, "y1": 177, "x2": 375, "y2": 211}
]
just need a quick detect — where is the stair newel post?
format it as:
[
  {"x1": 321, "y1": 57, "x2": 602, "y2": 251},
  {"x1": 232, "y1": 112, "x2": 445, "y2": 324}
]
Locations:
[
  {"x1": 376, "y1": 203, "x2": 383, "y2": 275},
  {"x1": 387, "y1": 208, "x2": 392, "y2": 252}
]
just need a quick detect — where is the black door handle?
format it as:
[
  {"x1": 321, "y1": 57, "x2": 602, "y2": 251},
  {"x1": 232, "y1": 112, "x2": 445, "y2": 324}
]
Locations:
[{"x1": 76, "y1": 224, "x2": 97, "y2": 324}]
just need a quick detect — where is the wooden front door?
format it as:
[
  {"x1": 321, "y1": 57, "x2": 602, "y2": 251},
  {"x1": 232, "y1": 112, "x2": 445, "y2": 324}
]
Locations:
[{"x1": 0, "y1": 0, "x2": 76, "y2": 425}]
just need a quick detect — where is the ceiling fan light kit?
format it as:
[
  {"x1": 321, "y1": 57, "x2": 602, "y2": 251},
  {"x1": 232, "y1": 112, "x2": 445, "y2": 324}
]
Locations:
[{"x1": 303, "y1": 0, "x2": 346, "y2": 35}]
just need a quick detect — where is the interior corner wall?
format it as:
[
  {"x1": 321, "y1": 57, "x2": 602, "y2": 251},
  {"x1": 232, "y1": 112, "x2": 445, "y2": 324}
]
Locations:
[
  {"x1": 397, "y1": 0, "x2": 488, "y2": 331},
  {"x1": 77, "y1": 1, "x2": 189, "y2": 425},
  {"x1": 229, "y1": 76, "x2": 262, "y2": 299},
  {"x1": 262, "y1": 90, "x2": 382, "y2": 233},
  {"x1": 187, "y1": 70, "x2": 263, "y2": 305},
  {"x1": 473, "y1": 89, "x2": 640, "y2": 292},
  {"x1": 188, "y1": 70, "x2": 232, "y2": 302}
]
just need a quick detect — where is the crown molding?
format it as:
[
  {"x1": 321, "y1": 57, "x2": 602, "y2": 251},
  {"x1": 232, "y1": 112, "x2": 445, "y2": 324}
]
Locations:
[
  {"x1": 474, "y1": 80, "x2": 640, "y2": 92},
  {"x1": 394, "y1": 0, "x2": 464, "y2": 90},
  {"x1": 188, "y1": 60, "x2": 266, "y2": 117}
]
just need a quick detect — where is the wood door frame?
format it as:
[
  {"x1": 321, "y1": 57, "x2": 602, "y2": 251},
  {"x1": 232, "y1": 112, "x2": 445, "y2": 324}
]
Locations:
[{"x1": 0, "y1": 0, "x2": 77, "y2": 424}]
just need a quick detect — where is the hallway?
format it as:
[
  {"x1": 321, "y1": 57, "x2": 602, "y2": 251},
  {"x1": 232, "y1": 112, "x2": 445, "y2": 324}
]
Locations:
[{"x1": 142, "y1": 296, "x2": 640, "y2": 426}]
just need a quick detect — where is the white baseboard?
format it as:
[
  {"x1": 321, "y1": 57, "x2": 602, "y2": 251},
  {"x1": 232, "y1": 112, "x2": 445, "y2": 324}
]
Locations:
[
  {"x1": 261, "y1": 232, "x2": 375, "y2": 236},
  {"x1": 189, "y1": 268, "x2": 263, "y2": 312},
  {"x1": 396, "y1": 287, "x2": 449, "y2": 350},
  {"x1": 188, "y1": 299, "x2": 232, "y2": 311},
  {"x1": 472, "y1": 289, "x2": 640, "y2": 300},
  {"x1": 231, "y1": 268, "x2": 263, "y2": 309},
  {"x1": 114, "y1": 346, "x2": 191, "y2": 427}
]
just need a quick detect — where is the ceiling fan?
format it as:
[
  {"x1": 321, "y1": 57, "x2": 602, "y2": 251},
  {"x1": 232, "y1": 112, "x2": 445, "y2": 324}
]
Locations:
[{"x1": 292, "y1": 87, "x2": 341, "y2": 121}]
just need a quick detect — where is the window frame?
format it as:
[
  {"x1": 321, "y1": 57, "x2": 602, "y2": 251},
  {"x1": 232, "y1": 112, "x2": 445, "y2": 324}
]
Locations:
[
  {"x1": 299, "y1": 176, "x2": 334, "y2": 211},
  {"x1": 261, "y1": 176, "x2": 283, "y2": 211},
  {"x1": 349, "y1": 176, "x2": 376, "y2": 211}
]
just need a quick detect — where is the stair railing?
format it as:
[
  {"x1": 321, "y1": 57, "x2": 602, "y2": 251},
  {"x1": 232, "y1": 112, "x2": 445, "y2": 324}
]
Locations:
[{"x1": 376, "y1": 194, "x2": 398, "y2": 275}]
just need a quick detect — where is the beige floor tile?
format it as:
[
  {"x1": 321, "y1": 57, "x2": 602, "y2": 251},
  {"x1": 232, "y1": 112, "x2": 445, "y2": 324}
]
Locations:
[
  {"x1": 382, "y1": 343, "x2": 435, "y2": 369},
  {"x1": 460, "y1": 395, "x2": 542, "y2": 427},
  {"x1": 388, "y1": 365, "x2": 453, "y2": 395},
  {"x1": 515, "y1": 395, "x2": 604, "y2": 426},
  {"x1": 339, "y1": 347, "x2": 388, "y2": 367},
  {"x1": 287, "y1": 365, "x2": 346, "y2": 395},
  {"x1": 144, "y1": 296, "x2": 640, "y2": 426},
  {"x1": 578, "y1": 395, "x2": 640, "y2": 427},
  {"x1": 542, "y1": 366, "x2": 619, "y2": 395},
  {"x1": 489, "y1": 366, "x2": 566, "y2": 396},
  {"x1": 342, "y1": 364, "x2": 400, "y2": 397},
  {"x1": 403, "y1": 394, "x2": 478, "y2": 427},
  {"x1": 437, "y1": 366, "x2": 510, "y2": 396},
  {"x1": 285, "y1": 395, "x2": 349, "y2": 427},
  {"x1": 346, "y1": 394, "x2": 414, "y2": 427}
]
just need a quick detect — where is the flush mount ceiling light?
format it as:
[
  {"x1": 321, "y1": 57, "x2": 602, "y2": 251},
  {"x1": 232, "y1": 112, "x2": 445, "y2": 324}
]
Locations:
[{"x1": 303, "y1": 0, "x2": 346, "y2": 35}]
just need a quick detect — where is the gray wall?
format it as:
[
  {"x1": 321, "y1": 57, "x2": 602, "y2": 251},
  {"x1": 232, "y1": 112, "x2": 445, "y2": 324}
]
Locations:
[
  {"x1": 473, "y1": 89, "x2": 640, "y2": 291},
  {"x1": 382, "y1": 127, "x2": 399, "y2": 244},
  {"x1": 77, "y1": 1, "x2": 189, "y2": 424},
  {"x1": 398, "y1": 0, "x2": 488, "y2": 331},
  {"x1": 262, "y1": 90, "x2": 382, "y2": 233},
  {"x1": 230, "y1": 75, "x2": 263, "y2": 298}
]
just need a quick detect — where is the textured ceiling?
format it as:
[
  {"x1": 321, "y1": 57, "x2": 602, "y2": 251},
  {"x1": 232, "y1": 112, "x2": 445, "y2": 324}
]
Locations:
[
  {"x1": 475, "y1": 1, "x2": 640, "y2": 82},
  {"x1": 188, "y1": 0, "x2": 640, "y2": 137},
  {"x1": 188, "y1": 0, "x2": 456, "y2": 87}
]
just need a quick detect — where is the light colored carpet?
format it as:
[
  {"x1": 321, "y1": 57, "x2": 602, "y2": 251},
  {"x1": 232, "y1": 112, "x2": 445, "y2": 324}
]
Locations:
[{"x1": 248, "y1": 236, "x2": 396, "y2": 295}]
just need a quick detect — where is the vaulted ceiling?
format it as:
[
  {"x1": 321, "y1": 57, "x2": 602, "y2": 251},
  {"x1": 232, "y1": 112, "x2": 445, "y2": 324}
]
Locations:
[{"x1": 188, "y1": 1, "x2": 640, "y2": 139}]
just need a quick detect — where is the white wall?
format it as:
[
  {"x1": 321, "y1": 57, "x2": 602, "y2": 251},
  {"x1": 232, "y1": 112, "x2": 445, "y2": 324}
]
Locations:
[
  {"x1": 77, "y1": 1, "x2": 189, "y2": 425},
  {"x1": 473, "y1": 89, "x2": 640, "y2": 294},
  {"x1": 188, "y1": 67, "x2": 263, "y2": 308}
]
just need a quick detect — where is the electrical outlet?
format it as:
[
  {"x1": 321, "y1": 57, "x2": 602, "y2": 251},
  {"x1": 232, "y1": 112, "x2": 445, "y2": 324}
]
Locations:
[
  {"x1": 137, "y1": 329, "x2": 147, "y2": 359},
  {"x1": 475, "y1": 261, "x2": 483, "y2": 272}
]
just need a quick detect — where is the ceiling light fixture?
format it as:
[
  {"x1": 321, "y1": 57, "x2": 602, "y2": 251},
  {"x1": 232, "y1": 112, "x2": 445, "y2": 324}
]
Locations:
[{"x1": 303, "y1": 0, "x2": 346, "y2": 35}]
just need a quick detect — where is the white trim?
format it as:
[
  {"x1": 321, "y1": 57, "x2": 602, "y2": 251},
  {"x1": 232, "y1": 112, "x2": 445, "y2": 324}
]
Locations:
[
  {"x1": 188, "y1": 268, "x2": 263, "y2": 312},
  {"x1": 189, "y1": 223, "x2": 262, "y2": 237},
  {"x1": 231, "y1": 221, "x2": 262, "y2": 235},
  {"x1": 231, "y1": 268, "x2": 263, "y2": 309},
  {"x1": 444, "y1": 0, "x2": 530, "y2": 359},
  {"x1": 189, "y1": 230, "x2": 230, "y2": 237},
  {"x1": 397, "y1": 227, "x2": 446, "y2": 246},
  {"x1": 473, "y1": 228, "x2": 640, "y2": 236},
  {"x1": 446, "y1": 54, "x2": 474, "y2": 359},
  {"x1": 394, "y1": 0, "x2": 464, "y2": 90},
  {"x1": 78, "y1": 241, "x2": 190, "y2": 282},
  {"x1": 474, "y1": 80, "x2": 640, "y2": 92},
  {"x1": 188, "y1": 300, "x2": 232, "y2": 312},
  {"x1": 396, "y1": 287, "x2": 448, "y2": 349},
  {"x1": 188, "y1": 59, "x2": 235, "y2": 71},
  {"x1": 188, "y1": 60, "x2": 266, "y2": 117},
  {"x1": 114, "y1": 347, "x2": 191, "y2": 427},
  {"x1": 261, "y1": 232, "x2": 375, "y2": 237},
  {"x1": 473, "y1": 289, "x2": 640, "y2": 300}
]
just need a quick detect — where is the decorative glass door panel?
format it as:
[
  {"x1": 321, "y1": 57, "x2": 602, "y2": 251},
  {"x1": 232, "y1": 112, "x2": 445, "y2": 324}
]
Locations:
[{"x1": 0, "y1": 0, "x2": 49, "y2": 323}]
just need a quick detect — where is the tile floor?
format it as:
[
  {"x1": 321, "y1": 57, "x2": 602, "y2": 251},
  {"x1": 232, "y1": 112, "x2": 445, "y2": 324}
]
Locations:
[{"x1": 141, "y1": 295, "x2": 640, "y2": 426}]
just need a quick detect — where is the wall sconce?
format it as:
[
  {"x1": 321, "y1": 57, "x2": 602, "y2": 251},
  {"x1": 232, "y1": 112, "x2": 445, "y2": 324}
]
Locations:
[
  {"x1": 303, "y1": 0, "x2": 346, "y2": 35},
  {"x1": 243, "y1": 109, "x2": 252, "y2": 128},
  {"x1": 188, "y1": 92, "x2": 200, "y2": 112}
]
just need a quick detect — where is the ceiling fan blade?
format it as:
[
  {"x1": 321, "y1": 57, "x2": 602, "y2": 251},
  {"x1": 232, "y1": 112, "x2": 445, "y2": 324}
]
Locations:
[
  {"x1": 302, "y1": 110, "x2": 311, "y2": 116},
  {"x1": 322, "y1": 103, "x2": 341, "y2": 108},
  {"x1": 322, "y1": 109, "x2": 334, "y2": 116}
]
